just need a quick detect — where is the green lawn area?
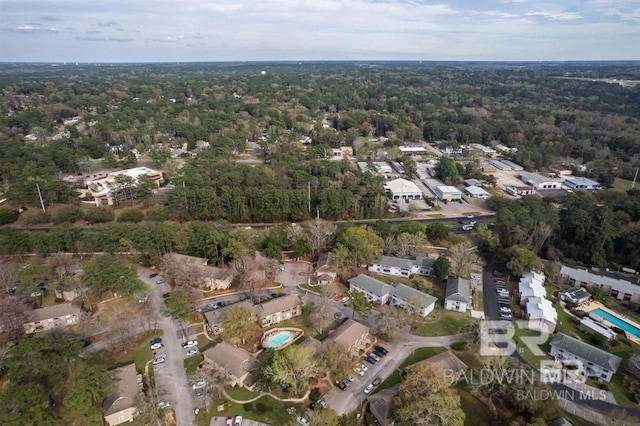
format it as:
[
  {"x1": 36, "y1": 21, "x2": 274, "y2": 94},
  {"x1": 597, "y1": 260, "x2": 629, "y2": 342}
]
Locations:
[
  {"x1": 459, "y1": 388, "x2": 493, "y2": 426},
  {"x1": 512, "y1": 323, "x2": 549, "y2": 367},
  {"x1": 299, "y1": 283, "x2": 320, "y2": 295},
  {"x1": 85, "y1": 330, "x2": 163, "y2": 373},
  {"x1": 184, "y1": 353, "x2": 204, "y2": 375},
  {"x1": 196, "y1": 396, "x2": 303, "y2": 426},
  {"x1": 412, "y1": 307, "x2": 473, "y2": 337},
  {"x1": 226, "y1": 386, "x2": 261, "y2": 401},
  {"x1": 612, "y1": 177, "x2": 634, "y2": 192}
]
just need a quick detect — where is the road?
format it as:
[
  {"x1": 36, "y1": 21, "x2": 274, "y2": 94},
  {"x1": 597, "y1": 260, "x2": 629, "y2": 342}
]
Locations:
[{"x1": 139, "y1": 268, "x2": 197, "y2": 426}]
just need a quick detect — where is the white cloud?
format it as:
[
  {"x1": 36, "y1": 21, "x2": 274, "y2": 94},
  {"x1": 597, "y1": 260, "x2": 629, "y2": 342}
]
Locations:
[{"x1": 525, "y1": 11, "x2": 583, "y2": 21}]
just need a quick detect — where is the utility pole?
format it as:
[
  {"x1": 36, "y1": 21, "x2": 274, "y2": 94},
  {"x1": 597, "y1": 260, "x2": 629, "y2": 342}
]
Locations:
[
  {"x1": 36, "y1": 183, "x2": 46, "y2": 212},
  {"x1": 632, "y1": 167, "x2": 639, "y2": 189},
  {"x1": 308, "y1": 181, "x2": 311, "y2": 213}
]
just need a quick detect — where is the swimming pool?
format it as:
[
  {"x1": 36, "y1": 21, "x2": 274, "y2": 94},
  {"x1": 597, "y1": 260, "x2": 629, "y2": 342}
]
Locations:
[
  {"x1": 264, "y1": 332, "x2": 291, "y2": 348},
  {"x1": 590, "y1": 308, "x2": 640, "y2": 339}
]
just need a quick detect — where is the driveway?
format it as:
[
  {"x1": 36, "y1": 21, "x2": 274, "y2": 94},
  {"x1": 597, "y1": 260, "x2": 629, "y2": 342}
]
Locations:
[
  {"x1": 138, "y1": 268, "x2": 197, "y2": 426},
  {"x1": 210, "y1": 417, "x2": 271, "y2": 426}
]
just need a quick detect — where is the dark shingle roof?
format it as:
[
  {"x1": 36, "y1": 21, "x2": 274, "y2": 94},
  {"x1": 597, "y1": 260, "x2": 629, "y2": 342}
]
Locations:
[
  {"x1": 445, "y1": 277, "x2": 471, "y2": 304},
  {"x1": 549, "y1": 333, "x2": 622, "y2": 372}
]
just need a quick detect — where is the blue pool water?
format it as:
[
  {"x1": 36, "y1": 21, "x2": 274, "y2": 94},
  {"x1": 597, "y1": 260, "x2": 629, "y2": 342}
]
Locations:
[
  {"x1": 590, "y1": 308, "x2": 640, "y2": 338},
  {"x1": 264, "y1": 332, "x2": 291, "y2": 348}
]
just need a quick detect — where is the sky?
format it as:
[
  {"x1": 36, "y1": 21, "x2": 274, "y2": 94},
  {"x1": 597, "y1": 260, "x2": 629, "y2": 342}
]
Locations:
[{"x1": 0, "y1": 0, "x2": 639, "y2": 62}]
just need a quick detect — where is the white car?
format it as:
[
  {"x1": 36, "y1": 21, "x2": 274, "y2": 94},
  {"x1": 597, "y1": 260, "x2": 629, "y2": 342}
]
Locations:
[
  {"x1": 340, "y1": 296, "x2": 350, "y2": 304},
  {"x1": 356, "y1": 363, "x2": 368, "y2": 372},
  {"x1": 150, "y1": 342, "x2": 163, "y2": 350},
  {"x1": 192, "y1": 380, "x2": 206, "y2": 390},
  {"x1": 157, "y1": 401, "x2": 170, "y2": 408},
  {"x1": 156, "y1": 278, "x2": 165, "y2": 284},
  {"x1": 186, "y1": 348, "x2": 198, "y2": 357},
  {"x1": 353, "y1": 366, "x2": 365, "y2": 376},
  {"x1": 296, "y1": 417, "x2": 309, "y2": 426},
  {"x1": 364, "y1": 384, "x2": 375, "y2": 395},
  {"x1": 182, "y1": 340, "x2": 198, "y2": 349},
  {"x1": 500, "y1": 307, "x2": 512, "y2": 312},
  {"x1": 152, "y1": 357, "x2": 165, "y2": 365}
]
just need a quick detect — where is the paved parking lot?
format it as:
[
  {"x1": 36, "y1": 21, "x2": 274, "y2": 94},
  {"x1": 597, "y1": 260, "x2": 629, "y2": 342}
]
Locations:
[
  {"x1": 210, "y1": 416, "x2": 271, "y2": 426},
  {"x1": 276, "y1": 261, "x2": 311, "y2": 288}
]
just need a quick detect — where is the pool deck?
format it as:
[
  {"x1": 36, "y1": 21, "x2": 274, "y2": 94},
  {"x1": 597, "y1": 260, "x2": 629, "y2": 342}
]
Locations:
[
  {"x1": 584, "y1": 301, "x2": 640, "y2": 344},
  {"x1": 260, "y1": 327, "x2": 304, "y2": 350}
]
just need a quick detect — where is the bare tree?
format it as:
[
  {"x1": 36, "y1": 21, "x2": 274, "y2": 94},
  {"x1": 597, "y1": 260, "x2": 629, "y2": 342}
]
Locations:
[
  {"x1": 0, "y1": 262, "x2": 20, "y2": 294},
  {"x1": 0, "y1": 295, "x2": 31, "y2": 343},
  {"x1": 306, "y1": 218, "x2": 336, "y2": 257},
  {"x1": 311, "y1": 283, "x2": 339, "y2": 334},
  {"x1": 47, "y1": 254, "x2": 75, "y2": 278},
  {"x1": 448, "y1": 241, "x2": 479, "y2": 279}
]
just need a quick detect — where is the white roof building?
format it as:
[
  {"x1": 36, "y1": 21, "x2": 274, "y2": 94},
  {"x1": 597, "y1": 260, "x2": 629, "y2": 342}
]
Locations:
[
  {"x1": 88, "y1": 167, "x2": 162, "y2": 206},
  {"x1": 384, "y1": 178, "x2": 422, "y2": 200},
  {"x1": 519, "y1": 171, "x2": 562, "y2": 189},
  {"x1": 525, "y1": 297, "x2": 557, "y2": 332},
  {"x1": 518, "y1": 271, "x2": 546, "y2": 304},
  {"x1": 398, "y1": 146, "x2": 427, "y2": 155},
  {"x1": 464, "y1": 186, "x2": 490, "y2": 199}
]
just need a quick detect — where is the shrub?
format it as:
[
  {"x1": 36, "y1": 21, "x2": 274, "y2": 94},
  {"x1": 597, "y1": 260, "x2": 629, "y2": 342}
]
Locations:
[
  {"x1": 599, "y1": 383, "x2": 609, "y2": 391},
  {"x1": 451, "y1": 341, "x2": 467, "y2": 351},
  {"x1": 52, "y1": 205, "x2": 83, "y2": 224},
  {"x1": 84, "y1": 205, "x2": 114, "y2": 224},
  {"x1": 145, "y1": 205, "x2": 171, "y2": 222},
  {"x1": 243, "y1": 402, "x2": 254, "y2": 412},
  {"x1": 117, "y1": 207, "x2": 144, "y2": 223},
  {"x1": 255, "y1": 403, "x2": 267, "y2": 414},
  {"x1": 22, "y1": 210, "x2": 51, "y2": 225},
  {"x1": 0, "y1": 208, "x2": 20, "y2": 225}
]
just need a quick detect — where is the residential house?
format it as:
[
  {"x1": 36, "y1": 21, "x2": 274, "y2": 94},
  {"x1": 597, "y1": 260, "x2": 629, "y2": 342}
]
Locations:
[
  {"x1": 434, "y1": 185, "x2": 462, "y2": 202},
  {"x1": 384, "y1": 178, "x2": 423, "y2": 200},
  {"x1": 548, "y1": 333, "x2": 622, "y2": 382},
  {"x1": 162, "y1": 253, "x2": 235, "y2": 290},
  {"x1": 203, "y1": 341, "x2": 257, "y2": 388},
  {"x1": 255, "y1": 294, "x2": 302, "y2": 328},
  {"x1": 580, "y1": 318, "x2": 617, "y2": 341},
  {"x1": 330, "y1": 146, "x2": 354, "y2": 158},
  {"x1": 421, "y1": 351, "x2": 468, "y2": 376},
  {"x1": 315, "y1": 252, "x2": 337, "y2": 285},
  {"x1": 464, "y1": 186, "x2": 490, "y2": 199},
  {"x1": 563, "y1": 177, "x2": 601, "y2": 191},
  {"x1": 24, "y1": 303, "x2": 82, "y2": 334},
  {"x1": 445, "y1": 277, "x2": 472, "y2": 312},
  {"x1": 389, "y1": 284, "x2": 437, "y2": 317},
  {"x1": 368, "y1": 255, "x2": 435, "y2": 278},
  {"x1": 524, "y1": 297, "x2": 557, "y2": 333},
  {"x1": 518, "y1": 271, "x2": 546, "y2": 305},
  {"x1": 103, "y1": 363, "x2": 141, "y2": 426},
  {"x1": 558, "y1": 287, "x2": 592, "y2": 306},
  {"x1": 560, "y1": 265, "x2": 640, "y2": 303},
  {"x1": 325, "y1": 319, "x2": 370, "y2": 356},
  {"x1": 348, "y1": 274, "x2": 393, "y2": 305},
  {"x1": 88, "y1": 167, "x2": 162, "y2": 206},
  {"x1": 368, "y1": 385, "x2": 399, "y2": 426},
  {"x1": 204, "y1": 301, "x2": 253, "y2": 335}
]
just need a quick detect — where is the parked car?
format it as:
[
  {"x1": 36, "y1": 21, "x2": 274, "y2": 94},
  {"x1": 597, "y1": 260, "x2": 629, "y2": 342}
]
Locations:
[
  {"x1": 296, "y1": 417, "x2": 309, "y2": 426},
  {"x1": 334, "y1": 312, "x2": 343, "y2": 320},
  {"x1": 364, "y1": 384, "x2": 375, "y2": 394},
  {"x1": 369, "y1": 352, "x2": 381, "y2": 362},
  {"x1": 225, "y1": 417, "x2": 233, "y2": 426},
  {"x1": 156, "y1": 278, "x2": 165, "y2": 284},
  {"x1": 372, "y1": 377, "x2": 382, "y2": 386},
  {"x1": 158, "y1": 401, "x2": 170, "y2": 408},
  {"x1": 500, "y1": 307, "x2": 512, "y2": 312},
  {"x1": 162, "y1": 292, "x2": 171, "y2": 298},
  {"x1": 192, "y1": 380, "x2": 206, "y2": 389},
  {"x1": 374, "y1": 345, "x2": 389, "y2": 356},
  {"x1": 317, "y1": 398, "x2": 326, "y2": 408},
  {"x1": 373, "y1": 348, "x2": 386, "y2": 357},
  {"x1": 353, "y1": 366, "x2": 365, "y2": 376},
  {"x1": 217, "y1": 301, "x2": 227, "y2": 307},
  {"x1": 152, "y1": 357, "x2": 165, "y2": 365},
  {"x1": 234, "y1": 416, "x2": 243, "y2": 426},
  {"x1": 346, "y1": 375, "x2": 355, "y2": 382},
  {"x1": 364, "y1": 355, "x2": 377, "y2": 364},
  {"x1": 186, "y1": 348, "x2": 198, "y2": 357},
  {"x1": 182, "y1": 340, "x2": 198, "y2": 348},
  {"x1": 356, "y1": 363, "x2": 368, "y2": 371},
  {"x1": 149, "y1": 273, "x2": 158, "y2": 278},
  {"x1": 334, "y1": 380, "x2": 347, "y2": 390},
  {"x1": 151, "y1": 342, "x2": 163, "y2": 350},
  {"x1": 150, "y1": 337, "x2": 162, "y2": 345},
  {"x1": 239, "y1": 295, "x2": 248, "y2": 301},
  {"x1": 340, "y1": 296, "x2": 350, "y2": 304}
]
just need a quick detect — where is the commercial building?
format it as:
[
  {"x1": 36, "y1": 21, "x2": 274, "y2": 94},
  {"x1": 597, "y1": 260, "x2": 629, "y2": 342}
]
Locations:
[
  {"x1": 384, "y1": 178, "x2": 423, "y2": 200},
  {"x1": 88, "y1": 167, "x2": 162, "y2": 206},
  {"x1": 464, "y1": 178, "x2": 483, "y2": 187},
  {"x1": 434, "y1": 185, "x2": 462, "y2": 202},
  {"x1": 398, "y1": 146, "x2": 428, "y2": 156},
  {"x1": 519, "y1": 171, "x2": 562, "y2": 190},
  {"x1": 563, "y1": 177, "x2": 602, "y2": 191},
  {"x1": 506, "y1": 186, "x2": 536, "y2": 196},
  {"x1": 464, "y1": 186, "x2": 490, "y2": 199}
]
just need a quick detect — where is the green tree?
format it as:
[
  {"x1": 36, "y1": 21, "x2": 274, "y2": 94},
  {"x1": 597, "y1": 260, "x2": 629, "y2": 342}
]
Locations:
[
  {"x1": 433, "y1": 256, "x2": 451, "y2": 281},
  {"x1": 164, "y1": 288, "x2": 192, "y2": 321},
  {"x1": 317, "y1": 341, "x2": 353, "y2": 380},
  {"x1": 117, "y1": 207, "x2": 144, "y2": 223},
  {"x1": 499, "y1": 246, "x2": 542, "y2": 277},
  {"x1": 51, "y1": 204, "x2": 84, "y2": 224},
  {"x1": 346, "y1": 290, "x2": 370, "y2": 319},
  {"x1": 426, "y1": 222, "x2": 449, "y2": 241},
  {"x1": 263, "y1": 345, "x2": 317, "y2": 395},
  {"x1": 436, "y1": 156, "x2": 460, "y2": 186},
  {"x1": 308, "y1": 408, "x2": 339, "y2": 426},
  {"x1": 149, "y1": 148, "x2": 171, "y2": 167},
  {"x1": 221, "y1": 305, "x2": 258, "y2": 345},
  {"x1": 335, "y1": 226, "x2": 384, "y2": 269},
  {"x1": 395, "y1": 364, "x2": 465, "y2": 426},
  {"x1": 0, "y1": 383, "x2": 58, "y2": 426},
  {"x1": 83, "y1": 206, "x2": 114, "y2": 224},
  {"x1": 80, "y1": 254, "x2": 144, "y2": 301},
  {"x1": 62, "y1": 362, "x2": 114, "y2": 426}
]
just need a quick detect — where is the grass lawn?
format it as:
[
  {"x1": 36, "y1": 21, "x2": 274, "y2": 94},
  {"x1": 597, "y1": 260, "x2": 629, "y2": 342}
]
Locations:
[
  {"x1": 512, "y1": 323, "x2": 549, "y2": 367},
  {"x1": 196, "y1": 396, "x2": 304, "y2": 426},
  {"x1": 427, "y1": 213, "x2": 445, "y2": 218},
  {"x1": 459, "y1": 388, "x2": 493, "y2": 426},
  {"x1": 594, "y1": 375, "x2": 637, "y2": 408},
  {"x1": 94, "y1": 297, "x2": 141, "y2": 326},
  {"x1": 86, "y1": 329, "x2": 163, "y2": 373},
  {"x1": 412, "y1": 307, "x2": 473, "y2": 337},
  {"x1": 226, "y1": 386, "x2": 261, "y2": 401},
  {"x1": 612, "y1": 177, "x2": 634, "y2": 192},
  {"x1": 299, "y1": 283, "x2": 320, "y2": 295},
  {"x1": 184, "y1": 353, "x2": 204, "y2": 375}
]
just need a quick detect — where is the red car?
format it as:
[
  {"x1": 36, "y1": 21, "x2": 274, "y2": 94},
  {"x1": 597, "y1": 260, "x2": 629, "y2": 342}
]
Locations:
[
  {"x1": 162, "y1": 292, "x2": 171, "y2": 299},
  {"x1": 225, "y1": 417, "x2": 233, "y2": 426}
]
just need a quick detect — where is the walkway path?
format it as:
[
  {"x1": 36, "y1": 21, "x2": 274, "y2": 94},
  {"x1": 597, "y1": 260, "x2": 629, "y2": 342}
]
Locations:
[{"x1": 221, "y1": 388, "x2": 311, "y2": 404}]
